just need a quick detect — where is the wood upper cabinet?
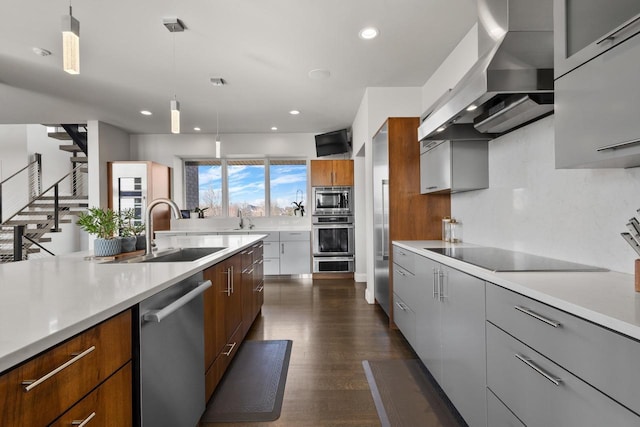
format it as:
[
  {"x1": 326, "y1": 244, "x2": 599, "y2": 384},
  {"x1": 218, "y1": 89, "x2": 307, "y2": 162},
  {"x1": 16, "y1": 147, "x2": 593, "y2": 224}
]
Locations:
[
  {"x1": 310, "y1": 160, "x2": 353, "y2": 186},
  {"x1": 0, "y1": 310, "x2": 133, "y2": 427}
]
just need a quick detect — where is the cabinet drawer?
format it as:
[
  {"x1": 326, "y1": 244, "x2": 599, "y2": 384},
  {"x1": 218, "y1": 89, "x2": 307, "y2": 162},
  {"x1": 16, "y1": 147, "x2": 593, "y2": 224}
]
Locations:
[
  {"x1": 487, "y1": 388, "x2": 525, "y2": 427},
  {"x1": 205, "y1": 324, "x2": 243, "y2": 401},
  {"x1": 392, "y1": 263, "x2": 416, "y2": 304},
  {"x1": 392, "y1": 245, "x2": 415, "y2": 273},
  {"x1": 263, "y1": 258, "x2": 279, "y2": 275},
  {"x1": 0, "y1": 310, "x2": 132, "y2": 427},
  {"x1": 255, "y1": 231, "x2": 279, "y2": 242},
  {"x1": 393, "y1": 292, "x2": 416, "y2": 347},
  {"x1": 487, "y1": 283, "x2": 640, "y2": 415},
  {"x1": 50, "y1": 362, "x2": 133, "y2": 427},
  {"x1": 487, "y1": 323, "x2": 640, "y2": 427},
  {"x1": 263, "y1": 241, "x2": 280, "y2": 258},
  {"x1": 280, "y1": 231, "x2": 309, "y2": 241}
]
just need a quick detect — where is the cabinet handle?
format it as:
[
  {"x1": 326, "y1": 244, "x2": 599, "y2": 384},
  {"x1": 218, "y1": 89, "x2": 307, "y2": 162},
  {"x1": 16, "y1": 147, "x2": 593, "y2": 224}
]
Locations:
[
  {"x1": 514, "y1": 354, "x2": 561, "y2": 386},
  {"x1": 247, "y1": 250, "x2": 254, "y2": 255},
  {"x1": 596, "y1": 137, "x2": 640, "y2": 152},
  {"x1": 395, "y1": 302, "x2": 408, "y2": 311},
  {"x1": 256, "y1": 284, "x2": 264, "y2": 292},
  {"x1": 230, "y1": 266, "x2": 234, "y2": 294},
  {"x1": 247, "y1": 268, "x2": 254, "y2": 275},
  {"x1": 514, "y1": 306, "x2": 561, "y2": 328},
  {"x1": 281, "y1": 243, "x2": 285, "y2": 254},
  {"x1": 438, "y1": 270, "x2": 446, "y2": 301},
  {"x1": 426, "y1": 186, "x2": 438, "y2": 190},
  {"x1": 596, "y1": 13, "x2": 640, "y2": 44},
  {"x1": 144, "y1": 280, "x2": 213, "y2": 322},
  {"x1": 223, "y1": 342, "x2": 236, "y2": 356},
  {"x1": 432, "y1": 268, "x2": 439, "y2": 299},
  {"x1": 22, "y1": 346, "x2": 96, "y2": 392},
  {"x1": 71, "y1": 412, "x2": 96, "y2": 426},
  {"x1": 395, "y1": 268, "x2": 407, "y2": 277}
]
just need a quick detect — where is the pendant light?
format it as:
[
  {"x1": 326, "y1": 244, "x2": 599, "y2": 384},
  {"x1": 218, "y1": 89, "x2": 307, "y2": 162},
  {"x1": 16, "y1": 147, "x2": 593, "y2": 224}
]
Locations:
[
  {"x1": 164, "y1": 18, "x2": 185, "y2": 134},
  {"x1": 215, "y1": 110, "x2": 221, "y2": 158},
  {"x1": 61, "y1": 3, "x2": 80, "y2": 74}
]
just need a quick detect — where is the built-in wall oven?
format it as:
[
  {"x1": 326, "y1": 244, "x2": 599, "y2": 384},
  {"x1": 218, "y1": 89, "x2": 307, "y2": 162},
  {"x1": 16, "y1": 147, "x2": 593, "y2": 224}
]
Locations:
[
  {"x1": 313, "y1": 186, "x2": 352, "y2": 215},
  {"x1": 312, "y1": 214, "x2": 354, "y2": 273}
]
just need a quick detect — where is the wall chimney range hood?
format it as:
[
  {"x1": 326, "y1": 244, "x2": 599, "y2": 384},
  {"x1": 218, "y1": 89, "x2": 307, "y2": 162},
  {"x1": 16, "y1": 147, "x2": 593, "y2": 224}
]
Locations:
[{"x1": 418, "y1": 0, "x2": 554, "y2": 142}]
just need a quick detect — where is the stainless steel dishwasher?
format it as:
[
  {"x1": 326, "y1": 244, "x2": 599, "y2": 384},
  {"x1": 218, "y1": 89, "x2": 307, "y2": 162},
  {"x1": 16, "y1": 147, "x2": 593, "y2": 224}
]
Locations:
[{"x1": 137, "y1": 272, "x2": 211, "y2": 427}]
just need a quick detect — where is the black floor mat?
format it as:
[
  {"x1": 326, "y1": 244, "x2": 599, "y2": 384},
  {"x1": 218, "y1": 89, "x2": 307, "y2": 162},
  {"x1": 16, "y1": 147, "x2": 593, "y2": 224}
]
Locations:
[{"x1": 201, "y1": 340, "x2": 293, "y2": 422}]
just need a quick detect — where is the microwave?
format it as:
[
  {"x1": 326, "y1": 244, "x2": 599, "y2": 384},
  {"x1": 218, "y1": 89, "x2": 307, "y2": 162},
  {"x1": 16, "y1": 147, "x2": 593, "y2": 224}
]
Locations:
[{"x1": 312, "y1": 186, "x2": 352, "y2": 215}]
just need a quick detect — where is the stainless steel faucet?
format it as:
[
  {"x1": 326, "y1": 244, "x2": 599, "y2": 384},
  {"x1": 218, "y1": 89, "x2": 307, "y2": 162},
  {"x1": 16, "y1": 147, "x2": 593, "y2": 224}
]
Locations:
[
  {"x1": 145, "y1": 198, "x2": 181, "y2": 255},
  {"x1": 237, "y1": 209, "x2": 244, "y2": 229}
]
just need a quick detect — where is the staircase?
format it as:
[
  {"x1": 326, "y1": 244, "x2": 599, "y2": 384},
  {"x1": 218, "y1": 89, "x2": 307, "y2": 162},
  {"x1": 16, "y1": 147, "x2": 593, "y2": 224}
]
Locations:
[{"x1": 0, "y1": 125, "x2": 89, "y2": 262}]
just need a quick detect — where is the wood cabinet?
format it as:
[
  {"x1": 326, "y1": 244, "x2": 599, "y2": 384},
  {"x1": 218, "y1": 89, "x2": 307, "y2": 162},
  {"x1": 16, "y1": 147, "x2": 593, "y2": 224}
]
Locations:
[
  {"x1": 310, "y1": 159, "x2": 353, "y2": 186},
  {"x1": 203, "y1": 245, "x2": 264, "y2": 402},
  {"x1": 392, "y1": 245, "x2": 486, "y2": 427},
  {"x1": 0, "y1": 310, "x2": 133, "y2": 427}
]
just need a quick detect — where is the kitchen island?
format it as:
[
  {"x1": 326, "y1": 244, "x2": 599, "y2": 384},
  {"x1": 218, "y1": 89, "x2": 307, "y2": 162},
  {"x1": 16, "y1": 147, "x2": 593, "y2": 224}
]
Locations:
[
  {"x1": 393, "y1": 240, "x2": 640, "y2": 427},
  {"x1": 0, "y1": 234, "x2": 264, "y2": 373}
]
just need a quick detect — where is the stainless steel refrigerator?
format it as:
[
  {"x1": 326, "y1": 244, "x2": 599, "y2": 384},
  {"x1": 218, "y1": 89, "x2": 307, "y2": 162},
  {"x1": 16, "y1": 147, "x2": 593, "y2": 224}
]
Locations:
[{"x1": 372, "y1": 123, "x2": 390, "y2": 315}]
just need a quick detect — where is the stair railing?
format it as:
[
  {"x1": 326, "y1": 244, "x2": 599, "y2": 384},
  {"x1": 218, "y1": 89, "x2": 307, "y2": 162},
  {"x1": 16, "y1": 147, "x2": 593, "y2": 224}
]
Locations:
[
  {"x1": 0, "y1": 153, "x2": 41, "y2": 223},
  {"x1": 1, "y1": 163, "x2": 87, "y2": 228}
]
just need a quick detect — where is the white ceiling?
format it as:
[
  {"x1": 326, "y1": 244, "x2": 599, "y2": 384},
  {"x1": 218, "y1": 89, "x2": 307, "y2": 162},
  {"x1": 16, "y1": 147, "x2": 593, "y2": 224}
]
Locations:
[{"x1": 0, "y1": 0, "x2": 477, "y2": 135}]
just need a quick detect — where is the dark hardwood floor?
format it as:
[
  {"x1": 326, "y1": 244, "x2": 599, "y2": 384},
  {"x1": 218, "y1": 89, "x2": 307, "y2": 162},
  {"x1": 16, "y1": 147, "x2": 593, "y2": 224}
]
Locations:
[{"x1": 200, "y1": 277, "x2": 462, "y2": 427}]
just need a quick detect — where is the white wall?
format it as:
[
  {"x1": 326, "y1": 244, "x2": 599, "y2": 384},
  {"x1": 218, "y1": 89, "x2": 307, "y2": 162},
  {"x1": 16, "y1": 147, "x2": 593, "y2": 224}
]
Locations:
[
  {"x1": 421, "y1": 24, "x2": 478, "y2": 116},
  {"x1": 351, "y1": 87, "x2": 423, "y2": 302},
  {"x1": 452, "y1": 115, "x2": 640, "y2": 274}
]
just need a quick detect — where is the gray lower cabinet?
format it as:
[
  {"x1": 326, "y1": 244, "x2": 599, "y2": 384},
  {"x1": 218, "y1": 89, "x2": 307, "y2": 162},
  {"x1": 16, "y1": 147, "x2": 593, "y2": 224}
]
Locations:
[
  {"x1": 279, "y1": 231, "x2": 311, "y2": 275},
  {"x1": 486, "y1": 322, "x2": 639, "y2": 427},
  {"x1": 394, "y1": 245, "x2": 487, "y2": 427},
  {"x1": 487, "y1": 389, "x2": 525, "y2": 427}
]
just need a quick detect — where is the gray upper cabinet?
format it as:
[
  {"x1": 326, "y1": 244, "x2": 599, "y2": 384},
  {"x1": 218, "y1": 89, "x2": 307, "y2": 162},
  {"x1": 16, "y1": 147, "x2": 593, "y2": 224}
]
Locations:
[
  {"x1": 419, "y1": 140, "x2": 488, "y2": 194},
  {"x1": 554, "y1": 0, "x2": 640, "y2": 168},
  {"x1": 554, "y1": 0, "x2": 640, "y2": 78}
]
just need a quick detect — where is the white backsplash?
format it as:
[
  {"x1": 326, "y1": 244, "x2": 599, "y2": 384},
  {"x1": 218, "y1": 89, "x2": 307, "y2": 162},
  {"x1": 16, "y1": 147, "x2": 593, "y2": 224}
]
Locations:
[
  {"x1": 452, "y1": 116, "x2": 640, "y2": 274},
  {"x1": 170, "y1": 215, "x2": 311, "y2": 231}
]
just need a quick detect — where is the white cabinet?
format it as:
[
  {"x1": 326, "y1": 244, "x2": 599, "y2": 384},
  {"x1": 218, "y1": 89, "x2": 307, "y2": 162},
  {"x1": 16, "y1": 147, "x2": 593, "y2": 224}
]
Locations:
[
  {"x1": 393, "y1": 244, "x2": 486, "y2": 427},
  {"x1": 419, "y1": 140, "x2": 488, "y2": 194},
  {"x1": 279, "y1": 231, "x2": 311, "y2": 275}
]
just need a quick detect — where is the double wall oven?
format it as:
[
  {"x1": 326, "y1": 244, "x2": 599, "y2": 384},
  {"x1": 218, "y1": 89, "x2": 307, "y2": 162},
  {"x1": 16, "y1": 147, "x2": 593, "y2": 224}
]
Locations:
[{"x1": 312, "y1": 186, "x2": 354, "y2": 273}]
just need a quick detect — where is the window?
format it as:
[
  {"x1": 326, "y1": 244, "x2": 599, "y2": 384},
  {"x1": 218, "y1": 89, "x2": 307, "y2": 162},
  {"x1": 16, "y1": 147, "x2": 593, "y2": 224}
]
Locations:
[
  {"x1": 185, "y1": 160, "x2": 222, "y2": 217},
  {"x1": 228, "y1": 160, "x2": 265, "y2": 217},
  {"x1": 270, "y1": 160, "x2": 307, "y2": 216},
  {"x1": 184, "y1": 159, "x2": 306, "y2": 217}
]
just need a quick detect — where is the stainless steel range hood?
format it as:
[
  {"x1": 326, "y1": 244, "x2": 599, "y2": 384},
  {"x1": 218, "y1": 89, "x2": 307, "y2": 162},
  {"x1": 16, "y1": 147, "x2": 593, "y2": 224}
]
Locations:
[{"x1": 418, "y1": 0, "x2": 554, "y2": 141}]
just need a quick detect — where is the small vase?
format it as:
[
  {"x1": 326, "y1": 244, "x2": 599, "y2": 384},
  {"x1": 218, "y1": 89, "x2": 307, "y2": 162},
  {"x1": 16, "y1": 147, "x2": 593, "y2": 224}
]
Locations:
[
  {"x1": 120, "y1": 236, "x2": 137, "y2": 253},
  {"x1": 94, "y1": 238, "x2": 121, "y2": 257}
]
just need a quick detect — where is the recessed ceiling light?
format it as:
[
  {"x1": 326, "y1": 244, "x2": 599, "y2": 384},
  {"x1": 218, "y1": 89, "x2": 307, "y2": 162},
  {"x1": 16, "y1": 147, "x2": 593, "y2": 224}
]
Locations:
[
  {"x1": 32, "y1": 47, "x2": 52, "y2": 57},
  {"x1": 140, "y1": 110, "x2": 152, "y2": 116},
  {"x1": 466, "y1": 104, "x2": 478, "y2": 112},
  {"x1": 436, "y1": 126, "x2": 446, "y2": 132},
  {"x1": 289, "y1": 110, "x2": 300, "y2": 115},
  {"x1": 359, "y1": 27, "x2": 379, "y2": 40},
  {"x1": 194, "y1": 127, "x2": 201, "y2": 131},
  {"x1": 271, "y1": 126, "x2": 278, "y2": 131}
]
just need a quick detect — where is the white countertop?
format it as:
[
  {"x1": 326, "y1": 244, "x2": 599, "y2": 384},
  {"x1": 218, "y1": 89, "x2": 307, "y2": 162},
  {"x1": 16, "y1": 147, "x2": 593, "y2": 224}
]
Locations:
[
  {"x1": 394, "y1": 241, "x2": 640, "y2": 341},
  {"x1": 0, "y1": 234, "x2": 265, "y2": 373},
  {"x1": 156, "y1": 227, "x2": 310, "y2": 234}
]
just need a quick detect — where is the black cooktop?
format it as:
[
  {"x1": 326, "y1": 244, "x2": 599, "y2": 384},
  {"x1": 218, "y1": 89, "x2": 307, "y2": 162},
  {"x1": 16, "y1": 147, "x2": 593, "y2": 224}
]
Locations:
[{"x1": 426, "y1": 247, "x2": 607, "y2": 272}]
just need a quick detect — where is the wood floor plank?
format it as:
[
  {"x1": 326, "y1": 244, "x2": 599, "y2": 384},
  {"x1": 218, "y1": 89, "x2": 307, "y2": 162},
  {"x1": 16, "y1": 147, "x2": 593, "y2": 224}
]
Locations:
[{"x1": 200, "y1": 278, "x2": 462, "y2": 427}]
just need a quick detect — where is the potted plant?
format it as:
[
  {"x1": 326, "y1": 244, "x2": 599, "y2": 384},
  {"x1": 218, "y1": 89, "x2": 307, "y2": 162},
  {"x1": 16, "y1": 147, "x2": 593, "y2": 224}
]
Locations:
[
  {"x1": 292, "y1": 201, "x2": 305, "y2": 217},
  {"x1": 76, "y1": 207, "x2": 122, "y2": 257},
  {"x1": 119, "y1": 209, "x2": 140, "y2": 252}
]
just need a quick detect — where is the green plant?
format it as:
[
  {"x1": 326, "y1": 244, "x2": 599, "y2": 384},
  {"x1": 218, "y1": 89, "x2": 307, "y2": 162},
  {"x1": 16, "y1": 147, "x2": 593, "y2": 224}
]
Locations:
[
  {"x1": 292, "y1": 201, "x2": 305, "y2": 216},
  {"x1": 76, "y1": 207, "x2": 120, "y2": 239},
  {"x1": 119, "y1": 209, "x2": 145, "y2": 237}
]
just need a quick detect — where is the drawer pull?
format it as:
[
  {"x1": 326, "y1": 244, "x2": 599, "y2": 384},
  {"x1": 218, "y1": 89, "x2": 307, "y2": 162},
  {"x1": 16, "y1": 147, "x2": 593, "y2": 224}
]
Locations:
[
  {"x1": 71, "y1": 412, "x2": 96, "y2": 426},
  {"x1": 223, "y1": 342, "x2": 236, "y2": 356},
  {"x1": 514, "y1": 306, "x2": 561, "y2": 328},
  {"x1": 395, "y1": 302, "x2": 408, "y2": 311},
  {"x1": 515, "y1": 354, "x2": 562, "y2": 386},
  {"x1": 22, "y1": 346, "x2": 96, "y2": 392},
  {"x1": 432, "y1": 268, "x2": 439, "y2": 299},
  {"x1": 395, "y1": 268, "x2": 407, "y2": 277}
]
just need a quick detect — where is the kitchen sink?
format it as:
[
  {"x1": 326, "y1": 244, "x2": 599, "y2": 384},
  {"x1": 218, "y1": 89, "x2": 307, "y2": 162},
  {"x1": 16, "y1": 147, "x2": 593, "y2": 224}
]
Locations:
[{"x1": 109, "y1": 247, "x2": 226, "y2": 263}]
